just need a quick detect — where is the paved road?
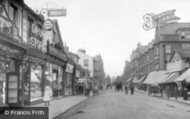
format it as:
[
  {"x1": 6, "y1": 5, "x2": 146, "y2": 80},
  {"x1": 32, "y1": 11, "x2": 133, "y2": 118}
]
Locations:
[{"x1": 56, "y1": 90, "x2": 190, "y2": 119}]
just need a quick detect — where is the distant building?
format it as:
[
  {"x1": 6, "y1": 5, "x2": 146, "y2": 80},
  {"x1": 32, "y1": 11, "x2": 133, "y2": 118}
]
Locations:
[{"x1": 76, "y1": 49, "x2": 94, "y2": 77}]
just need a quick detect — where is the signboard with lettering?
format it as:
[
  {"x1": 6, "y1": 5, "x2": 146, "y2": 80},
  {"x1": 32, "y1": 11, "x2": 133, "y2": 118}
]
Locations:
[
  {"x1": 143, "y1": 9, "x2": 180, "y2": 31},
  {"x1": 48, "y1": 45, "x2": 67, "y2": 61},
  {"x1": 48, "y1": 8, "x2": 66, "y2": 17},
  {"x1": 65, "y1": 63, "x2": 74, "y2": 73},
  {"x1": 27, "y1": 23, "x2": 46, "y2": 53}
]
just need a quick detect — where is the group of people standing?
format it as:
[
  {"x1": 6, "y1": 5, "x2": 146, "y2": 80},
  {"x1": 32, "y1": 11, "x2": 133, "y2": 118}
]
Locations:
[{"x1": 124, "y1": 84, "x2": 134, "y2": 95}]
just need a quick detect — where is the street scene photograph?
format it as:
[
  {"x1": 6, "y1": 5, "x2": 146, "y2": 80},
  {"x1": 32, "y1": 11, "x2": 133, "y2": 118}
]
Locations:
[{"x1": 0, "y1": 0, "x2": 190, "y2": 119}]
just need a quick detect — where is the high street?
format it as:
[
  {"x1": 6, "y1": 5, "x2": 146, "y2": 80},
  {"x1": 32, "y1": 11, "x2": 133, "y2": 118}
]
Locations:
[{"x1": 56, "y1": 89, "x2": 190, "y2": 119}]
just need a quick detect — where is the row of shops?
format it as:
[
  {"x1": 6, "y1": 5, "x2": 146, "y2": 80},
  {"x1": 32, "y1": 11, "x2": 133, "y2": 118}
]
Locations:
[
  {"x1": 0, "y1": 39, "x2": 85, "y2": 107},
  {"x1": 126, "y1": 68, "x2": 190, "y2": 100},
  {"x1": 0, "y1": 4, "x2": 86, "y2": 108}
]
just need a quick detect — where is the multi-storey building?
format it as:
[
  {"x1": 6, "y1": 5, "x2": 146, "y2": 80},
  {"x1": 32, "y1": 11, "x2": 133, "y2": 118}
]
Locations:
[
  {"x1": 0, "y1": 0, "x2": 70, "y2": 108},
  {"x1": 93, "y1": 54, "x2": 105, "y2": 86},
  {"x1": 76, "y1": 49, "x2": 94, "y2": 78},
  {"x1": 124, "y1": 23, "x2": 190, "y2": 83}
]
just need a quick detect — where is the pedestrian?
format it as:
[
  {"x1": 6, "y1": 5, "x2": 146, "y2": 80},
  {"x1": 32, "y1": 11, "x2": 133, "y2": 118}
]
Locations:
[
  {"x1": 43, "y1": 86, "x2": 52, "y2": 106},
  {"x1": 174, "y1": 86, "x2": 178, "y2": 100},
  {"x1": 130, "y1": 84, "x2": 134, "y2": 95},
  {"x1": 125, "y1": 84, "x2": 128, "y2": 94}
]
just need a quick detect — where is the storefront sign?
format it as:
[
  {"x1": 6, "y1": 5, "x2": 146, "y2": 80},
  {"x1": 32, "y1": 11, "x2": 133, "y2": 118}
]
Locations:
[
  {"x1": 0, "y1": 44, "x2": 24, "y2": 58},
  {"x1": 28, "y1": 23, "x2": 46, "y2": 53},
  {"x1": 143, "y1": 9, "x2": 180, "y2": 31},
  {"x1": 48, "y1": 45, "x2": 67, "y2": 61},
  {"x1": 24, "y1": 55, "x2": 46, "y2": 65},
  {"x1": 182, "y1": 43, "x2": 190, "y2": 49},
  {"x1": 48, "y1": 8, "x2": 66, "y2": 17},
  {"x1": 65, "y1": 63, "x2": 74, "y2": 73}
]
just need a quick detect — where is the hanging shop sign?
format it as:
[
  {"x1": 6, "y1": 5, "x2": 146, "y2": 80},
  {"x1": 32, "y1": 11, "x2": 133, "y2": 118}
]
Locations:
[
  {"x1": 143, "y1": 9, "x2": 180, "y2": 31},
  {"x1": 0, "y1": 43, "x2": 24, "y2": 58},
  {"x1": 47, "y1": 45, "x2": 67, "y2": 61},
  {"x1": 65, "y1": 63, "x2": 74, "y2": 73},
  {"x1": 48, "y1": 8, "x2": 67, "y2": 17},
  {"x1": 0, "y1": 4, "x2": 21, "y2": 43},
  {"x1": 44, "y1": 19, "x2": 54, "y2": 30}
]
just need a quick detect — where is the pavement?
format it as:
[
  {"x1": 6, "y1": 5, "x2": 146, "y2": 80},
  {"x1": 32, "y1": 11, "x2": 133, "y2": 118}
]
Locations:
[
  {"x1": 31, "y1": 95, "x2": 88, "y2": 119},
  {"x1": 135, "y1": 89, "x2": 190, "y2": 105}
]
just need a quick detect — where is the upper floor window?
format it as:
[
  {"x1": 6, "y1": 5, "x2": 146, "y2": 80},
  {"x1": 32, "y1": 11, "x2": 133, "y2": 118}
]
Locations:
[
  {"x1": 84, "y1": 59, "x2": 89, "y2": 67},
  {"x1": 165, "y1": 45, "x2": 171, "y2": 54},
  {"x1": 27, "y1": 17, "x2": 33, "y2": 37},
  {"x1": 0, "y1": 0, "x2": 4, "y2": 4},
  {"x1": 9, "y1": 3, "x2": 18, "y2": 27},
  {"x1": 179, "y1": 30, "x2": 190, "y2": 40}
]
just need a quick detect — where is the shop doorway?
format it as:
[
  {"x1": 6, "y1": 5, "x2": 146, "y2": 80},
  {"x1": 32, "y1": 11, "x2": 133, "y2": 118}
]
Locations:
[{"x1": 52, "y1": 69, "x2": 58, "y2": 97}]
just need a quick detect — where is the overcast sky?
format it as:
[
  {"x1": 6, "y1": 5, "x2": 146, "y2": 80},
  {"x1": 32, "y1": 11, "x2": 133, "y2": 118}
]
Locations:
[{"x1": 25, "y1": 0, "x2": 190, "y2": 77}]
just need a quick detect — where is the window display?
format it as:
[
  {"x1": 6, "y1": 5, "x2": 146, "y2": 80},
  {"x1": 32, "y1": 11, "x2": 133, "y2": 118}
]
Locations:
[
  {"x1": 0, "y1": 73, "x2": 6, "y2": 105},
  {"x1": 30, "y1": 64, "x2": 42, "y2": 100}
]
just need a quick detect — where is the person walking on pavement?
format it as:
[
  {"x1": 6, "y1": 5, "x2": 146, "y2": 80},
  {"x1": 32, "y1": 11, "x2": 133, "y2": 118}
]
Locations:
[
  {"x1": 43, "y1": 86, "x2": 52, "y2": 106},
  {"x1": 130, "y1": 84, "x2": 134, "y2": 95},
  {"x1": 174, "y1": 86, "x2": 178, "y2": 100},
  {"x1": 125, "y1": 84, "x2": 128, "y2": 94}
]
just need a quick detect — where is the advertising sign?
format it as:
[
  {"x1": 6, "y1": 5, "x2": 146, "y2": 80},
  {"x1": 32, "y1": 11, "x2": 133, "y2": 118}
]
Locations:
[
  {"x1": 48, "y1": 8, "x2": 66, "y2": 17},
  {"x1": 143, "y1": 9, "x2": 180, "y2": 31},
  {"x1": 65, "y1": 63, "x2": 74, "y2": 73}
]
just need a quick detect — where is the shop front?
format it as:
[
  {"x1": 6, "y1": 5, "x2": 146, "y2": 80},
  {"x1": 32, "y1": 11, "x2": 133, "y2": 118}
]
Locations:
[
  {"x1": 46, "y1": 41, "x2": 67, "y2": 97},
  {"x1": 65, "y1": 58, "x2": 74, "y2": 96},
  {"x1": 0, "y1": 4, "x2": 26, "y2": 108},
  {"x1": 22, "y1": 55, "x2": 46, "y2": 105},
  {"x1": 0, "y1": 45, "x2": 25, "y2": 108}
]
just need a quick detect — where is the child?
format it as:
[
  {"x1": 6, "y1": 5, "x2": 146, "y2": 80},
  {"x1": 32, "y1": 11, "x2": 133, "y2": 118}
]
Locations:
[{"x1": 43, "y1": 86, "x2": 52, "y2": 106}]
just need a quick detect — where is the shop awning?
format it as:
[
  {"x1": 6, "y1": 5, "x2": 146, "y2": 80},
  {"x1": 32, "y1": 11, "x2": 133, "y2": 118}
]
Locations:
[
  {"x1": 136, "y1": 75, "x2": 147, "y2": 84},
  {"x1": 143, "y1": 70, "x2": 168, "y2": 85},
  {"x1": 126, "y1": 77, "x2": 133, "y2": 83},
  {"x1": 166, "y1": 72, "x2": 180, "y2": 83},
  {"x1": 132, "y1": 77, "x2": 139, "y2": 83},
  {"x1": 175, "y1": 68, "x2": 190, "y2": 82}
]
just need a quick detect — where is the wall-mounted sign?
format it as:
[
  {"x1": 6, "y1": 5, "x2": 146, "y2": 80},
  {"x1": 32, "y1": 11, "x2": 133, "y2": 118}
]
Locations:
[
  {"x1": 0, "y1": 44, "x2": 24, "y2": 58},
  {"x1": 48, "y1": 45, "x2": 67, "y2": 61},
  {"x1": 44, "y1": 19, "x2": 54, "y2": 30},
  {"x1": 65, "y1": 63, "x2": 74, "y2": 73},
  {"x1": 182, "y1": 43, "x2": 190, "y2": 49},
  {"x1": 48, "y1": 8, "x2": 66, "y2": 17},
  {"x1": 143, "y1": 9, "x2": 180, "y2": 31},
  {"x1": 28, "y1": 23, "x2": 46, "y2": 53}
]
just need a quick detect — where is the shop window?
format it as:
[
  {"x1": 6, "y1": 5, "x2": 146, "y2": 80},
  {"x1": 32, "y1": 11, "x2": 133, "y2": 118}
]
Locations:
[
  {"x1": 9, "y1": 3, "x2": 18, "y2": 27},
  {"x1": 0, "y1": 73, "x2": 6, "y2": 105},
  {"x1": 30, "y1": 64, "x2": 42, "y2": 100}
]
